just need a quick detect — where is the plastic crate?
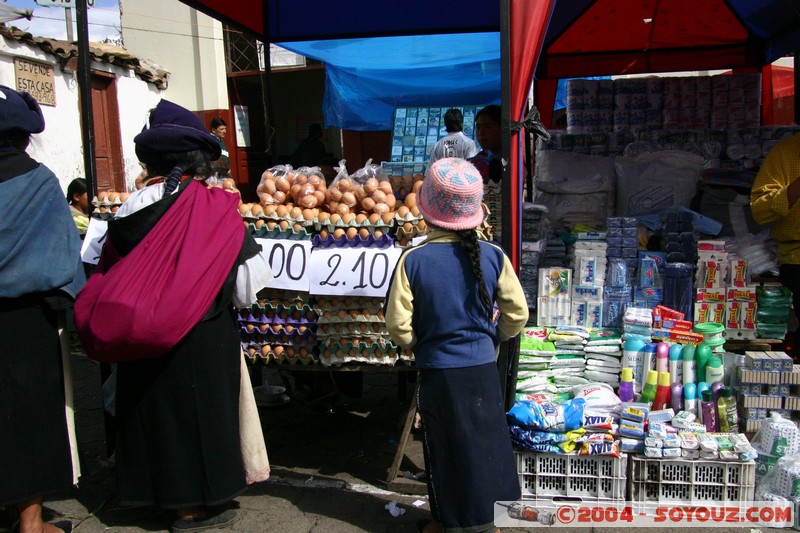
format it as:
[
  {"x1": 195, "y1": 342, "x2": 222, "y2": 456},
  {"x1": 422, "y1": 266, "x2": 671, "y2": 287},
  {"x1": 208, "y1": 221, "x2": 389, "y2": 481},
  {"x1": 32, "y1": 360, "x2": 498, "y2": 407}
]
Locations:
[
  {"x1": 629, "y1": 456, "x2": 755, "y2": 504},
  {"x1": 515, "y1": 450, "x2": 627, "y2": 501}
]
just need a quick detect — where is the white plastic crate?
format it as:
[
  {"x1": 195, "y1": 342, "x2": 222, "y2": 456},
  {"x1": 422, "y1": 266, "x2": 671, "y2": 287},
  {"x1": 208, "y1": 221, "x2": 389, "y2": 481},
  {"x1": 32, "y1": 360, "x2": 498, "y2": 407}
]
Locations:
[
  {"x1": 629, "y1": 456, "x2": 755, "y2": 504},
  {"x1": 515, "y1": 450, "x2": 627, "y2": 501}
]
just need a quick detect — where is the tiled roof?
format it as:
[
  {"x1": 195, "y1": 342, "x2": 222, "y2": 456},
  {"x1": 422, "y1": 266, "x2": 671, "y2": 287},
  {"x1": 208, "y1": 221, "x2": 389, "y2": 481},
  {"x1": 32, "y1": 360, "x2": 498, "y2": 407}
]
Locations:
[{"x1": 0, "y1": 25, "x2": 169, "y2": 89}]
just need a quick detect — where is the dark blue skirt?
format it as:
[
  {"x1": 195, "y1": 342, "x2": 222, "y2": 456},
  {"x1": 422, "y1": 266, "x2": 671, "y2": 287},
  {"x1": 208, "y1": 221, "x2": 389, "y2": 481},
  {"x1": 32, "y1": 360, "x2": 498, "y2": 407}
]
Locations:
[{"x1": 418, "y1": 362, "x2": 520, "y2": 532}]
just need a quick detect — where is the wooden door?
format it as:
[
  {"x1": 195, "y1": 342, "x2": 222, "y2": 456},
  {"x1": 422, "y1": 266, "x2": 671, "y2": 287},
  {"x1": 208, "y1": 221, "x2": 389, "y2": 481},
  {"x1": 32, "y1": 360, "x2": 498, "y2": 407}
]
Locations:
[{"x1": 91, "y1": 74, "x2": 125, "y2": 192}]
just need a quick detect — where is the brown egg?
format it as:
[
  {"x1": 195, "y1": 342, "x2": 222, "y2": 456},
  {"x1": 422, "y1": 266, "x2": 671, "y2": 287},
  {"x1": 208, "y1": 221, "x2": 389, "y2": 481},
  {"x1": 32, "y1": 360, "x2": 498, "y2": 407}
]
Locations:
[
  {"x1": 259, "y1": 193, "x2": 274, "y2": 206},
  {"x1": 413, "y1": 179, "x2": 424, "y2": 193},
  {"x1": 386, "y1": 194, "x2": 396, "y2": 208},
  {"x1": 379, "y1": 180, "x2": 393, "y2": 195},
  {"x1": 337, "y1": 178, "x2": 354, "y2": 192},
  {"x1": 359, "y1": 227, "x2": 370, "y2": 240},
  {"x1": 371, "y1": 190, "x2": 387, "y2": 204},
  {"x1": 289, "y1": 206, "x2": 303, "y2": 219},
  {"x1": 296, "y1": 173, "x2": 308, "y2": 185},
  {"x1": 381, "y1": 212, "x2": 394, "y2": 224},
  {"x1": 327, "y1": 187, "x2": 343, "y2": 202},
  {"x1": 302, "y1": 208, "x2": 316, "y2": 221},
  {"x1": 329, "y1": 213, "x2": 342, "y2": 225},
  {"x1": 313, "y1": 190, "x2": 327, "y2": 205},
  {"x1": 273, "y1": 345, "x2": 284, "y2": 357},
  {"x1": 368, "y1": 213, "x2": 382, "y2": 224},
  {"x1": 108, "y1": 192, "x2": 120, "y2": 203},
  {"x1": 119, "y1": 192, "x2": 129, "y2": 202},
  {"x1": 318, "y1": 228, "x2": 329, "y2": 240},
  {"x1": 397, "y1": 205, "x2": 410, "y2": 218},
  {"x1": 355, "y1": 213, "x2": 368, "y2": 224},
  {"x1": 373, "y1": 202, "x2": 389, "y2": 215},
  {"x1": 254, "y1": 219, "x2": 265, "y2": 229},
  {"x1": 341, "y1": 191, "x2": 357, "y2": 207},
  {"x1": 238, "y1": 204, "x2": 251, "y2": 216},
  {"x1": 97, "y1": 191, "x2": 109, "y2": 202},
  {"x1": 260, "y1": 345, "x2": 271, "y2": 356},
  {"x1": 417, "y1": 220, "x2": 428, "y2": 232},
  {"x1": 411, "y1": 206, "x2": 420, "y2": 217},
  {"x1": 266, "y1": 221, "x2": 277, "y2": 230},
  {"x1": 272, "y1": 190, "x2": 287, "y2": 204},
  {"x1": 275, "y1": 175, "x2": 291, "y2": 193},
  {"x1": 263, "y1": 204, "x2": 277, "y2": 217},
  {"x1": 298, "y1": 195, "x2": 318, "y2": 209},
  {"x1": 318, "y1": 212, "x2": 330, "y2": 224},
  {"x1": 308, "y1": 174, "x2": 323, "y2": 187},
  {"x1": 290, "y1": 183, "x2": 303, "y2": 201},
  {"x1": 363, "y1": 177, "x2": 379, "y2": 195},
  {"x1": 342, "y1": 213, "x2": 356, "y2": 225},
  {"x1": 293, "y1": 222, "x2": 304, "y2": 233},
  {"x1": 275, "y1": 205, "x2": 288, "y2": 217},
  {"x1": 336, "y1": 203, "x2": 350, "y2": 216},
  {"x1": 222, "y1": 178, "x2": 236, "y2": 190},
  {"x1": 402, "y1": 221, "x2": 414, "y2": 233},
  {"x1": 279, "y1": 220, "x2": 290, "y2": 230},
  {"x1": 262, "y1": 179, "x2": 277, "y2": 195},
  {"x1": 110, "y1": 205, "x2": 120, "y2": 213},
  {"x1": 333, "y1": 228, "x2": 346, "y2": 239},
  {"x1": 405, "y1": 192, "x2": 417, "y2": 208},
  {"x1": 373, "y1": 229, "x2": 383, "y2": 239},
  {"x1": 361, "y1": 197, "x2": 376, "y2": 212},
  {"x1": 250, "y1": 204, "x2": 264, "y2": 217}
]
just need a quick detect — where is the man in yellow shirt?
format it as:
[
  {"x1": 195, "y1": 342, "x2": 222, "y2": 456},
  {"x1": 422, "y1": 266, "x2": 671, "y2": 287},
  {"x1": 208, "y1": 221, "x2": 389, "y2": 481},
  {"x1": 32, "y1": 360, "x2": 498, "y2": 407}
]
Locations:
[{"x1": 750, "y1": 132, "x2": 800, "y2": 348}]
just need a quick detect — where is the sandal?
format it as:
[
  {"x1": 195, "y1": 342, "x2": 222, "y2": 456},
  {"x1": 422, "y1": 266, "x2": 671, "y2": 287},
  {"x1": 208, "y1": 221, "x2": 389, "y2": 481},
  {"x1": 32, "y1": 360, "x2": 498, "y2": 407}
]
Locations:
[{"x1": 171, "y1": 509, "x2": 237, "y2": 533}]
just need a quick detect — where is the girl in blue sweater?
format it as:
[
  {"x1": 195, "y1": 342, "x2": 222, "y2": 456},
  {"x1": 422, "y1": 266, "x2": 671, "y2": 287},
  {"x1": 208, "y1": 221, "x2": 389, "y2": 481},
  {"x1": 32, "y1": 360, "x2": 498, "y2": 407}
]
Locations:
[{"x1": 385, "y1": 158, "x2": 529, "y2": 533}]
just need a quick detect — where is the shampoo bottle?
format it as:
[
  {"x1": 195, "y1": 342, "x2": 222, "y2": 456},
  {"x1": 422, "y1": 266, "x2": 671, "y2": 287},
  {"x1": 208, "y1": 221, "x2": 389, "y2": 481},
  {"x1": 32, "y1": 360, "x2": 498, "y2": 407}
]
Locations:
[
  {"x1": 641, "y1": 343, "x2": 658, "y2": 385},
  {"x1": 618, "y1": 368, "x2": 635, "y2": 403},
  {"x1": 656, "y1": 342, "x2": 670, "y2": 374},
  {"x1": 717, "y1": 386, "x2": 739, "y2": 432},
  {"x1": 706, "y1": 355, "x2": 725, "y2": 385},
  {"x1": 623, "y1": 337, "x2": 646, "y2": 393},
  {"x1": 639, "y1": 370, "x2": 659, "y2": 405},
  {"x1": 696, "y1": 343, "x2": 713, "y2": 383},
  {"x1": 683, "y1": 383, "x2": 697, "y2": 415},
  {"x1": 669, "y1": 344, "x2": 683, "y2": 384},
  {"x1": 651, "y1": 372, "x2": 672, "y2": 411},
  {"x1": 682, "y1": 344, "x2": 697, "y2": 386},
  {"x1": 670, "y1": 382, "x2": 684, "y2": 412},
  {"x1": 700, "y1": 389, "x2": 718, "y2": 432}
]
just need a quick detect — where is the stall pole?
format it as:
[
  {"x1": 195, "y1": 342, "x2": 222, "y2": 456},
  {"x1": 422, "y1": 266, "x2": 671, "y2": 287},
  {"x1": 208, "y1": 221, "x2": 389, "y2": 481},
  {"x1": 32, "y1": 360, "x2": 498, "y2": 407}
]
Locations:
[{"x1": 76, "y1": 0, "x2": 96, "y2": 199}]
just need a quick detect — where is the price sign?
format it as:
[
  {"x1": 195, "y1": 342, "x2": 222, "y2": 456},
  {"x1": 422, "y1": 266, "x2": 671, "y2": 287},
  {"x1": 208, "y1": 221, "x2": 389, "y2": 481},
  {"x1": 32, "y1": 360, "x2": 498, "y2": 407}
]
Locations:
[
  {"x1": 309, "y1": 247, "x2": 402, "y2": 297},
  {"x1": 80, "y1": 217, "x2": 107, "y2": 265},
  {"x1": 255, "y1": 238, "x2": 312, "y2": 291}
]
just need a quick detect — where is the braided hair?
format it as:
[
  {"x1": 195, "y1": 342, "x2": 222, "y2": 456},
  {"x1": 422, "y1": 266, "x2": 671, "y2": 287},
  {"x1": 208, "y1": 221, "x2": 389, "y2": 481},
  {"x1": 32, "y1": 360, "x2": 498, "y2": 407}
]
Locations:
[{"x1": 456, "y1": 229, "x2": 493, "y2": 321}]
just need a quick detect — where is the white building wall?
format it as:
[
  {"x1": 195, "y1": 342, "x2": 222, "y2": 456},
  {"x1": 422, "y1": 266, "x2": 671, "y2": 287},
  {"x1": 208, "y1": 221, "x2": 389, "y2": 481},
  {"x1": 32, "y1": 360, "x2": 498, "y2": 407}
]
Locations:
[
  {"x1": 0, "y1": 36, "x2": 163, "y2": 194},
  {"x1": 120, "y1": 0, "x2": 228, "y2": 111}
]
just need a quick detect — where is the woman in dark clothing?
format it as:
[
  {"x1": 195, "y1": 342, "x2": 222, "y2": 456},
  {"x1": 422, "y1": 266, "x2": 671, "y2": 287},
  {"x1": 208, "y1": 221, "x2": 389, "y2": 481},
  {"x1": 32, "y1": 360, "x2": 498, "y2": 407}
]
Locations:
[
  {"x1": 0, "y1": 86, "x2": 85, "y2": 533},
  {"x1": 75, "y1": 100, "x2": 272, "y2": 532}
]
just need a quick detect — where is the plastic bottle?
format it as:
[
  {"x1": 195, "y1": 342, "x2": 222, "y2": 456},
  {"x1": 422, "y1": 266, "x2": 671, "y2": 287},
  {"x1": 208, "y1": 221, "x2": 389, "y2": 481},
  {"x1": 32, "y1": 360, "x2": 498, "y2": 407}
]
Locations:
[
  {"x1": 696, "y1": 343, "x2": 713, "y2": 383},
  {"x1": 684, "y1": 383, "x2": 697, "y2": 415},
  {"x1": 700, "y1": 389, "x2": 718, "y2": 432},
  {"x1": 696, "y1": 381, "x2": 710, "y2": 399},
  {"x1": 641, "y1": 343, "x2": 658, "y2": 384},
  {"x1": 669, "y1": 344, "x2": 683, "y2": 384},
  {"x1": 705, "y1": 355, "x2": 725, "y2": 385},
  {"x1": 622, "y1": 337, "x2": 646, "y2": 393},
  {"x1": 618, "y1": 368, "x2": 635, "y2": 403},
  {"x1": 652, "y1": 372, "x2": 672, "y2": 410},
  {"x1": 656, "y1": 342, "x2": 670, "y2": 374},
  {"x1": 682, "y1": 344, "x2": 697, "y2": 386},
  {"x1": 639, "y1": 370, "x2": 659, "y2": 405},
  {"x1": 717, "y1": 386, "x2": 739, "y2": 432},
  {"x1": 670, "y1": 382, "x2": 683, "y2": 412}
]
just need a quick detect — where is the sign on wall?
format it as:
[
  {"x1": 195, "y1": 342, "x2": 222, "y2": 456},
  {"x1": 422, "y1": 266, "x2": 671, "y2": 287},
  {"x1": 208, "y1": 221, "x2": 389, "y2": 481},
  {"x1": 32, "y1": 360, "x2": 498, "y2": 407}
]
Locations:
[{"x1": 14, "y1": 57, "x2": 56, "y2": 106}]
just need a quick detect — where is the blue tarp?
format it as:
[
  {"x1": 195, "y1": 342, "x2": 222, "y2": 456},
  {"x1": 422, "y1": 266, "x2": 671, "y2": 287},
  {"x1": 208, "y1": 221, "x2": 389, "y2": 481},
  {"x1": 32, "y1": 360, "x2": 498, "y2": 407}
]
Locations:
[{"x1": 281, "y1": 33, "x2": 501, "y2": 131}]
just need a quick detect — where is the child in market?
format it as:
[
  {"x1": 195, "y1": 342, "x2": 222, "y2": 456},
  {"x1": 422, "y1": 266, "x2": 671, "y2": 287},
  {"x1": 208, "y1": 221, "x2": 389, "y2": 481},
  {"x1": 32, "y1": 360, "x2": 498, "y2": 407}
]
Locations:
[{"x1": 385, "y1": 157, "x2": 529, "y2": 533}]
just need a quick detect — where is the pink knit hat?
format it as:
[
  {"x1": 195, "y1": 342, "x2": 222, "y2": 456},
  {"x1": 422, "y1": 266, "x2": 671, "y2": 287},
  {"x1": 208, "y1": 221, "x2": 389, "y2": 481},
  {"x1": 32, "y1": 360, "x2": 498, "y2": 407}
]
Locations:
[{"x1": 418, "y1": 157, "x2": 484, "y2": 231}]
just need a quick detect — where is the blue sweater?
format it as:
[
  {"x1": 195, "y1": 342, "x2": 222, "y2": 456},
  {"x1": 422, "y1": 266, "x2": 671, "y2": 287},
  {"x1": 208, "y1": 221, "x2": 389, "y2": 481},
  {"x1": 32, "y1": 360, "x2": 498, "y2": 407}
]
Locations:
[{"x1": 385, "y1": 230, "x2": 528, "y2": 369}]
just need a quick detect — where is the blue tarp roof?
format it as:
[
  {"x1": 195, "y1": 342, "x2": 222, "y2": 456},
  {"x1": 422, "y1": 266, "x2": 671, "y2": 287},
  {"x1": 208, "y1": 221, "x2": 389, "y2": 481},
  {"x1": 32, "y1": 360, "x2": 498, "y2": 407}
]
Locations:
[{"x1": 281, "y1": 33, "x2": 501, "y2": 131}]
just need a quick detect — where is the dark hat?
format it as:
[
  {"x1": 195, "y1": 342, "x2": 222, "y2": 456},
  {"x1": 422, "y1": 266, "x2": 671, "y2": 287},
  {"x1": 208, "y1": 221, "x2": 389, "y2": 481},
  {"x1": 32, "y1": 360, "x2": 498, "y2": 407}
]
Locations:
[
  {"x1": 134, "y1": 99, "x2": 222, "y2": 162},
  {"x1": 0, "y1": 85, "x2": 45, "y2": 135}
]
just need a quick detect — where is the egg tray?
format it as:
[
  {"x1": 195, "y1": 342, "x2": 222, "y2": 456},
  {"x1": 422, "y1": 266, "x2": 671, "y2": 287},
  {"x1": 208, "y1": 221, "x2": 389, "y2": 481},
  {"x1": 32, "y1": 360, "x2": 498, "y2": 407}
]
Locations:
[
  {"x1": 90, "y1": 211, "x2": 116, "y2": 220},
  {"x1": 237, "y1": 310, "x2": 317, "y2": 327},
  {"x1": 240, "y1": 325, "x2": 316, "y2": 342},
  {"x1": 315, "y1": 219, "x2": 394, "y2": 233},
  {"x1": 312, "y1": 232, "x2": 394, "y2": 249},
  {"x1": 241, "y1": 301, "x2": 316, "y2": 317},
  {"x1": 317, "y1": 321, "x2": 387, "y2": 334},
  {"x1": 91, "y1": 197, "x2": 124, "y2": 208},
  {"x1": 313, "y1": 296, "x2": 385, "y2": 314},
  {"x1": 319, "y1": 351, "x2": 398, "y2": 367},
  {"x1": 245, "y1": 209, "x2": 316, "y2": 227},
  {"x1": 243, "y1": 344, "x2": 319, "y2": 365},
  {"x1": 317, "y1": 312, "x2": 385, "y2": 324},
  {"x1": 320, "y1": 336, "x2": 398, "y2": 353},
  {"x1": 247, "y1": 223, "x2": 313, "y2": 241}
]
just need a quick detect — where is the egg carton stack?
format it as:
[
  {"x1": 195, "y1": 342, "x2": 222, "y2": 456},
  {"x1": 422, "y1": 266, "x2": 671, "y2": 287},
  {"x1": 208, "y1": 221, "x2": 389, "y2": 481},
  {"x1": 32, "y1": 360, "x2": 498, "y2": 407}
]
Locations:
[
  {"x1": 238, "y1": 293, "x2": 318, "y2": 365},
  {"x1": 314, "y1": 296, "x2": 413, "y2": 366},
  {"x1": 238, "y1": 203, "x2": 315, "y2": 239},
  {"x1": 313, "y1": 214, "x2": 394, "y2": 247},
  {"x1": 383, "y1": 169, "x2": 424, "y2": 200},
  {"x1": 91, "y1": 191, "x2": 131, "y2": 219}
]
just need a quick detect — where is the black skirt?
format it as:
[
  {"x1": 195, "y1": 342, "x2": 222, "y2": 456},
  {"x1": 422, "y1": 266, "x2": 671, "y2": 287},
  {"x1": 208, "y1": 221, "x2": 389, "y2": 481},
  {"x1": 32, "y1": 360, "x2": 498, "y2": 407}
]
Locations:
[
  {"x1": 418, "y1": 362, "x2": 520, "y2": 532},
  {"x1": 0, "y1": 298, "x2": 72, "y2": 505},
  {"x1": 114, "y1": 307, "x2": 245, "y2": 508}
]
